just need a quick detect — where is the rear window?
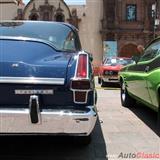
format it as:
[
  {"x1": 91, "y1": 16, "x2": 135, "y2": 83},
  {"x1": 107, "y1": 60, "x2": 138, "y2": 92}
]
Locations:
[{"x1": 0, "y1": 21, "x2": 79, "y2": 52}]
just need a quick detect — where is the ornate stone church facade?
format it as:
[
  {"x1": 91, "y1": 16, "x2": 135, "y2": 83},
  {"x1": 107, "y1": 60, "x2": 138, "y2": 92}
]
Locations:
[
  {"x1": 0, "y1": 0, "x2": 24, "y2": 20},
  {"x1": 17, "y1": 0, "x2": 79, "y2": 29},
  {"x1": 102, "y1": 0, "x2": 160, "y2": 57},
  {"x1": 0, "y1": 0, "x2": 81, "y2": 32}
]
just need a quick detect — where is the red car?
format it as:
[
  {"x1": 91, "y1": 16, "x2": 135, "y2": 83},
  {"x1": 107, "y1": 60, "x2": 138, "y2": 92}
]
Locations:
[{"x1": 98, "y1": 57, "x2": 133, "y2": 86}]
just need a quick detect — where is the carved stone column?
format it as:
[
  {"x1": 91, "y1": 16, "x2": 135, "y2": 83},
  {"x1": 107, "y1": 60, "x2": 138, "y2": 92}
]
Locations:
[
  {"x1": 39, "y1": 0, "x2": 54, "y2": 21},
  {"x1": 144, "y1": 0, "x2": 150, "y2": 31},
  {"x1": 68, "y1": 9, "x2": 81, "y2": 29},
  {"x1": 115, "y1": 0, "x2": 119, "y2": 28}
]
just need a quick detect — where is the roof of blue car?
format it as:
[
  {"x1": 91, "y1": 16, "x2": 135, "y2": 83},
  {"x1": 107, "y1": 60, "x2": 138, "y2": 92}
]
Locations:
[{"x1": 0, "y1": 20, "x2": 78, "y2": 31}]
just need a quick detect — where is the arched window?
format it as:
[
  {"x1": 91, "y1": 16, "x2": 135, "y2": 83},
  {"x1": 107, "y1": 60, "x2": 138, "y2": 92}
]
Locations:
[
  {"x1": 43, "y1": 12, "x2": 49, "y2": 21},
  {"x1": 29, "y1": 14, "x2": 38, "y2": 20},
  {"x1": 55, "y1": 14, "x2": 65, "y2": 22},
  {"x1": 120, "y1": 44, "x2": 139, "y2": 57}
]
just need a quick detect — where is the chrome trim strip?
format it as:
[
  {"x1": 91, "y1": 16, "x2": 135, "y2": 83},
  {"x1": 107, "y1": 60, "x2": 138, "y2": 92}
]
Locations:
[
  {"x1": 71, "y1": 51, "x2": 90, "y2": 104},
  {"x1": 73, "y1": 51, "x2": 89, "y2": 79},
  {"x1": 15, "y1": 89, "x2": 54, "y2": 95},
  {"x1": 0, "y1": 77, "x2": 65, "y2": 85},
  {"x1": 74, "y1": 54, "x2": 79, "y2": 78},
  {"x1": 0, "y1": 107, "x2": 96, "y2": 115},
  {"x1": 0, "y1": 108, "x2": 29, "y2": 114}
]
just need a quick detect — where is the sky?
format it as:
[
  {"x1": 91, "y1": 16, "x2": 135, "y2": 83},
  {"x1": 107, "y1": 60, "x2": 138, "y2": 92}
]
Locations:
[{"x1": 23, "y1": 0, "x2": 86, "y2": 5}]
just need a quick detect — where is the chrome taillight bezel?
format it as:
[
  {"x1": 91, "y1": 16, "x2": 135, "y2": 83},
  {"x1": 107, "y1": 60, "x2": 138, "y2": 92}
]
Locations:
[
  {"x1": 74, "y1": 52, "x2": 89, "y2": 79},
  {"x1": 70, "y1": 79, "x2": 92, "y2": 104},
  {"x1": 70, "y1": 52, "x2": 92, "y2": 104}
]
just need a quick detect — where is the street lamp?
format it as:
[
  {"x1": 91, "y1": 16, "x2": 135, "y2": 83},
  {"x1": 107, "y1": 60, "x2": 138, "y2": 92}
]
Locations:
[{"x1": 152, "y1": 0, "x2": 159, "y2": 39}]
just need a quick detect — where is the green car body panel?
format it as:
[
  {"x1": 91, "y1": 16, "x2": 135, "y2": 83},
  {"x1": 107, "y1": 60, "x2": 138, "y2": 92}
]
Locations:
[{"x1": 119, "y1": 38, "x2": 160, "y2": 113}]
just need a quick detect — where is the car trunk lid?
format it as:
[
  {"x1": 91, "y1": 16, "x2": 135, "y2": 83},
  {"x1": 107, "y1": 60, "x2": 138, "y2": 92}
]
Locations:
[
  {"x1": 0, "y1": 39, "x2": 74, "y2": 107},
  {"x1": 0, "y1": 39, "x2": 72, "y2": 78}
]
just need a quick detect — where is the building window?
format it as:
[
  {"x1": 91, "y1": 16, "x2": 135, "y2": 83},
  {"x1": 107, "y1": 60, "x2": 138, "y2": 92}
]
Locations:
[
  {"x1": 55, "y1": 14, "x2": 64, "y2": 22},
  {"x1": 126, "y1": 4, "x2": 137, "y2": 21},
  {"x1": 17, "y1": 9, "x2": 23, "y2": 20},
  {"x1": 29, "y1": 14, "x2": 38, "y2": 20},
  {"x1": 43, "y1": 12, "x2": 49, "y2": 21}
]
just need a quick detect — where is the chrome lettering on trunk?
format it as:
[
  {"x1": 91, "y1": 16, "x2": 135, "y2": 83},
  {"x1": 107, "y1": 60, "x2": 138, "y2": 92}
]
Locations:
[{"x1": 15, "y1": 90, "x2": 54, "y2": 95}]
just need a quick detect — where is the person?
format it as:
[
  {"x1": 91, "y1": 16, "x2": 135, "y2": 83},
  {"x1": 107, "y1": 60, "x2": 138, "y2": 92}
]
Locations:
[{"x1": 137, "y1": 45, "x2": 144, "y2": 54}]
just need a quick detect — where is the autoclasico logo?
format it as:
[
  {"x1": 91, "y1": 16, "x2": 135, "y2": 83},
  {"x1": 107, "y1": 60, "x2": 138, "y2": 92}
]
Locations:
[{"x1": 117, "y1": 152, "x2": 160, "y2": 159}]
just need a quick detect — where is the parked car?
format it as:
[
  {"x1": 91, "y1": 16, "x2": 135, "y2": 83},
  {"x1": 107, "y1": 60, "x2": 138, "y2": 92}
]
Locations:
[
  {"x1": 119, "y1": 38, "x2": 160, "y2": 129},
  {"x1": 0, "y1": 21, "x2": 97, "y2": 144},
  {"x1": 98, "y1": 57, "x2": 133, "y2": 86}
]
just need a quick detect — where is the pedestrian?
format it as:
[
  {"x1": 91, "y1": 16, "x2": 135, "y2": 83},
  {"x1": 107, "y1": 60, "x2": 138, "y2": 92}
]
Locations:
[{"x1": 137, "y1": 45, "x2": 144, "y2": 54}]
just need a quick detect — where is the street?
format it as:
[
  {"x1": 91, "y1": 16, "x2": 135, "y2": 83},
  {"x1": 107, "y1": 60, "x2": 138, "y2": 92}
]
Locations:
[{"x1": 0, "y1": 82, "x2": 159, "y2": 160}]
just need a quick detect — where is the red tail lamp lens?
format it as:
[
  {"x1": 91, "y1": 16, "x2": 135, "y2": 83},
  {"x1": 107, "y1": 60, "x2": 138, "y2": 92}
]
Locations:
[
  {"x1": 75, "y1": 91, "x2": 86, "y2": 103},
  {"x1": 76, "y1": 54, "x2": 87, "y2": 78}
]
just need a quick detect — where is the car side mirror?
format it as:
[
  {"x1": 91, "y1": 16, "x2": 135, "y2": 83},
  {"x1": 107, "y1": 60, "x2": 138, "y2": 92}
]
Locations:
[{"x1": 132, "y1": 55, "x2": 140, "y2": 64}]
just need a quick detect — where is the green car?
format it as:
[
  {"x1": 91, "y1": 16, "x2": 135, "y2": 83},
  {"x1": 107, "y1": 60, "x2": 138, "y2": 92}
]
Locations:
[{"x1": 119, "y1": 38, "x2": 160, "y2": 129}]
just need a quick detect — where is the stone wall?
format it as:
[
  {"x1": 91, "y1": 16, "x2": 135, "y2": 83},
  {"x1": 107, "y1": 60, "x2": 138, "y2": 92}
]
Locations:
[
  {"x1": 102, "y1": 0, "x2": 159, "y2": 58},
  {"x1": 0, "y1": 0, "x2": 18, "y2": 20},
  {"x1": 69, "y1": 0, "x2": 103, "y2": 66}
]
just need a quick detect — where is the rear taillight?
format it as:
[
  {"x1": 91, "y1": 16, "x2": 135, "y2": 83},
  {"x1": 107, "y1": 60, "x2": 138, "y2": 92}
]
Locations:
[
  {"x1": 76, "y1": 54, "x2": 87, "y2": 78},
  {"x1": 71, "y1": 53, "x2": 90, "y2": 104},
  {"x1": 71, "y1": 80, "x2": 90, "y2": 90},
  {"x1": 71, "y1": 80, "x2": 90, "y2": 104},
  {"x1": 74, "y1": 91, "x2": 87, "y2": 103}
]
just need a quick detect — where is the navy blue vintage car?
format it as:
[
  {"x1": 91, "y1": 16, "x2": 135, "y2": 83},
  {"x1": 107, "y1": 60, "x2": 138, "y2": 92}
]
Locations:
[{"x1": 0, "y1": 21, "x2": 97, "y2": 144}]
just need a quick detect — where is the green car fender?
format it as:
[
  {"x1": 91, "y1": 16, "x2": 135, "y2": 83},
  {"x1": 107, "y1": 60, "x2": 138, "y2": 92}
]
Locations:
[{"x1": 156, "y1": 84, "x2": 160, "y2": 106}]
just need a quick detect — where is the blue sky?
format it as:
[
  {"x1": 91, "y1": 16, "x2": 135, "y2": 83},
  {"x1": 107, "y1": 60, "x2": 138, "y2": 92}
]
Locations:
[{"x1": 23, "y1": 0, "x2": 86, "y2": 5}]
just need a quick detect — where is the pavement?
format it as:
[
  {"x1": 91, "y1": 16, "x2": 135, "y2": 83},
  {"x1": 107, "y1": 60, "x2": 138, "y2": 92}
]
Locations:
[
  {"x1": 0, "y1": 78, "x2": 159, "y2": 160},
  {"x1": 97, "y1": 88, "x2": 159, "y2": 160}
]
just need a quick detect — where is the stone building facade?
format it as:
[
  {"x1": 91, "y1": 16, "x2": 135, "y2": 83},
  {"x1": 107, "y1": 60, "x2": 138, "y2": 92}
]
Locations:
[
  {"x1": 69, "y1": 0, "x2": 103, "y2": 66},
  {"x1": 23, "y1": 0, "x2": 71, "y2": 22},
  {"x1": 0, "y1": 0, "x2": 83, "y2": 34},
  {"x1": 102, "y1": 0, "x2": 160, "y2": 58},
  {"x1": 0, "y1": 0, "x2": 24, "y2": 20}
]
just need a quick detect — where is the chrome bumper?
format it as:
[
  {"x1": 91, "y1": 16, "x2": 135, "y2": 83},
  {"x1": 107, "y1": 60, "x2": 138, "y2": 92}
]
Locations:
[
  {"x1": 0, "y1": 106, "x2": 97, "y2": 136},
  {"x1": 102, "y1": 77, "x2": 119, "y2": 83}
]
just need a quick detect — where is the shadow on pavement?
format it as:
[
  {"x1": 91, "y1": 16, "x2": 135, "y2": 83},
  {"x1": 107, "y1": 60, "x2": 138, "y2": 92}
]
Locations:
[
  {"x1": 0, "y1": 118, "x2": 108, "y2": 160},
  {"x1": 129, "y1": 103, "x2": 160, "y2": 137},
  {"x1": 103, "y1": 82, "x2": 120, "y2": 89}
]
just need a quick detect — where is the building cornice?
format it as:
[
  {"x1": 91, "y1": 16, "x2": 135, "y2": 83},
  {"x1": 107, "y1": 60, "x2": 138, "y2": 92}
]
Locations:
[{"x1": 0, "y1": 0, "x2": 17, "y2": 4}]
